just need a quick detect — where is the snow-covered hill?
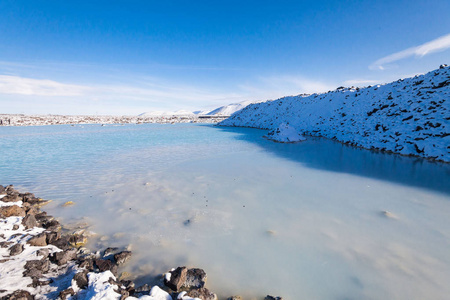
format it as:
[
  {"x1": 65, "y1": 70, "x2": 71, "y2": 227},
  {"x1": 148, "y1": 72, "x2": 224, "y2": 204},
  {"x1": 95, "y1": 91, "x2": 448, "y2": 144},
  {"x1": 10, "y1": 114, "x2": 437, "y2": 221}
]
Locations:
[
  {"x1": 206, "y1": 100, "x2": 258, "y2": 116},
  {"x1": 220, "y1": 65, "x2": 450, "y2": 162}
]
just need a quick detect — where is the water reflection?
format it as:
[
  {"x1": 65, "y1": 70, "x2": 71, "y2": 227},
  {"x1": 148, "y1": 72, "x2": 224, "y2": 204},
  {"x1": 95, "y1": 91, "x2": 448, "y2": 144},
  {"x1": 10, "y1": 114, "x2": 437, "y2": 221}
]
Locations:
[{"x1": 216, "y1": 126, "x2": 450, "y2": 195}]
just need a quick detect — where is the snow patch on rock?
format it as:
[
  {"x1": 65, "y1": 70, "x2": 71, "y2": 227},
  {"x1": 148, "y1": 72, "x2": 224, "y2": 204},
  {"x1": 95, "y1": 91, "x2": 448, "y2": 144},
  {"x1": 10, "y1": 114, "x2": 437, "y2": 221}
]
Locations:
[{"x1": 265, "y1": 123, "x2": 306, "y2": 143}]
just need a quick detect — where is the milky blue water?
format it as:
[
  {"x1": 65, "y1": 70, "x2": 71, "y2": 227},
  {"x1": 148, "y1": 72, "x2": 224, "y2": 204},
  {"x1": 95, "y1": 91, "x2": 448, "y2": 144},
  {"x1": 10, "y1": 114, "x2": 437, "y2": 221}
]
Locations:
[{"x1": 1, "y1": 123, "x2": 449, "y2": 300}]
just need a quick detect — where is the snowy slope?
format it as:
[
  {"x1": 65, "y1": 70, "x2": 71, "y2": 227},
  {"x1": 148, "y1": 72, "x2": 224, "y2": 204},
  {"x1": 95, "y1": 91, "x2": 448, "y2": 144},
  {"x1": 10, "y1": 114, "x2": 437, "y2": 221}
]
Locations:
[
  {"x1": 220, "y1": 65, "x2": 450, "y2": 162},
  {"x1": 206, "y1": 100, "x2": 258, "y2": 116}
]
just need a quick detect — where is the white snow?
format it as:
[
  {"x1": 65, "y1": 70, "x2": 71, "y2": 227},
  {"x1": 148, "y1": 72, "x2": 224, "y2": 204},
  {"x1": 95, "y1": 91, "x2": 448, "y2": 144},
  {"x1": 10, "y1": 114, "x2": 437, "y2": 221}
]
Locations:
[
  {"x1": 0, "y1": 215, "x2": 62, "y2": 298},
  {"x1": 0, "y1": 200, "x2": 22, "y2": 207},
  {"x1": 264, "y1": 123, "x2": 306, "y2": 143},
  {"x1": 206, "y1": 100, "x2": 261, "y2": 116},
  {"x1": 177, "y1": 291, "x2": 201, "y2": 300},
  {"x1": 220, "y1": 66, "x2": 450, "y2": 161},
  {"x1": 164, "y1": 272, "x2": 171, "y2": 282},
  {"x1": 126, "y1": 286, "x2": 172, "y2": 300},
  {"x1": 82, "y1": 271, "x2": 122, "y2": 300}
]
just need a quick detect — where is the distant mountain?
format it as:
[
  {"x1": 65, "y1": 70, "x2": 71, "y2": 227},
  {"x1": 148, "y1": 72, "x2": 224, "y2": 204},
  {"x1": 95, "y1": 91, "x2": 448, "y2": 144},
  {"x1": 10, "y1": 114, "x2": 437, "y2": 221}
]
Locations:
[
  {"x1": 192, "y1": 110, "x2": 210, "y2": 115},
  {"x1": 206, "y1": 100, "x2": 259, "y2": 116},
  {"x1": 220, "y1": 65, "x2": 450, "y2": 162}
]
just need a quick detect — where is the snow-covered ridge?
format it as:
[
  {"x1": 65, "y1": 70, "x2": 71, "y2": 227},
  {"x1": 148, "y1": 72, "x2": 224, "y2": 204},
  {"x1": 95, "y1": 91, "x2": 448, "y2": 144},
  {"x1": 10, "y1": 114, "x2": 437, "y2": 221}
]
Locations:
[
  {"x1": 206, "y1": 100, "x2": 260, "y2": 116},
  {"x1": 219, "y1": 65, "x2": 450, "y2": 162}
]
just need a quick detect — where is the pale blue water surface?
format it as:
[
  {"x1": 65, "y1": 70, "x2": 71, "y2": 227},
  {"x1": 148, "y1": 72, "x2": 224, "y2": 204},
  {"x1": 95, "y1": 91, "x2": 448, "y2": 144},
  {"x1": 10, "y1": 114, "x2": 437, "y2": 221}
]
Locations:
[{"x1": 1, "y1": 123, "x2": 449, "y2": 300}]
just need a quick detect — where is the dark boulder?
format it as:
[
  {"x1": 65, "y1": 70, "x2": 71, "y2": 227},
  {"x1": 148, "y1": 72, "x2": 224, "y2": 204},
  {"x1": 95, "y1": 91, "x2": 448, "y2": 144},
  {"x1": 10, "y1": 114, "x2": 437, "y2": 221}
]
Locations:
[
  {"x1": 42, "y1": 219, "x2": 61, "y2": 232},
  {"x1": 94, "y1": 259, "x2": 118, "y2": 275},
  {"x1": 27, "y1": 233, "x2": 47, "y2": 247},
  {"x1": 45, "y1": 231, "x2": 61, "y2": 245},
  {"x1": 9, "y1": 243, "x2": 24, "y2": 256},
  {"x1": 36, "y1": 248, "x2": 50, "y2": 258},
  {"x1": 59, "y1": 288, "x2": 75, "y2": 300},
  {"x1": 68, "y1": 234, "x2": 87, "y2": 247},
  {"x1": 78, "y1": 258, "x2": 95, "y2": 271},
  {"x1": 73, "y1": 270, "x2": 89, "y2": 289},
  {"x1": 120, "y1": 280, "x2": 135, "y2": 293},
  {"x1": 1, "y1": 194, "x2": 21, "y2": 203},
  {"x1": 0, "y1": 205, "x2": 26, "y2": 217},
  {"x1": 164, "y1": 266, "x2": 187, "y2": 292},
  {"x1": 23, "y1": 259, "x2": 50, "y2": 278},
  {"x1": 184, "y1": 268, "x2": 207, "y2": 289},
  {"x1": 30, "y1": 277, "x2": 52, "y2": 288},
  {"x1": 4, "y1": 290, "x2": 34, "y2": 300},
  {"x1": 103, "y1": 247, "x2": 119, "y2": 257},
  {"x1": 0, "y1": 241, "x2": 13, "y2": 248},
  {"x1": 265, "y1": 296, "x2": 284, "y2": 300},
  {"x1": 48, "y1": 234, "x2": 71, "y2": 250},
  {"x1": 22, "y1": 214, "x2": 38, "y2": 229},
  {"x1": 50, "y1": 248, "x2": 77, "y2": 266},
  {"x1": 134, "y1": 284, "x2": 151, "y2": 293},
  {"x1": 187, "y1": 288, "x2": 217, "y2": 300},
  {"x1": 114, "y1": 251, "x2": 132, "y2": 265}
]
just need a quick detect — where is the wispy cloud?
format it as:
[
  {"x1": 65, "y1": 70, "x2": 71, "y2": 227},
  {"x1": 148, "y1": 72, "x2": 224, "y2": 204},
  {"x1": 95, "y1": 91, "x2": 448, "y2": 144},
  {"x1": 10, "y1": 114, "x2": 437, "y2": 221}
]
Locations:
[
  {"x1": 0, "y1": 73, "x2": 246, "y2": 114},
  {"x1": 239, "y1": 75, "x2": 335, "y2": 101},
  {"x1": 370, "y1": 33, "x2": 450, "y2": 70},
  {"x1": 0, "y1": 75, "x2": 89, "y2": 96}
]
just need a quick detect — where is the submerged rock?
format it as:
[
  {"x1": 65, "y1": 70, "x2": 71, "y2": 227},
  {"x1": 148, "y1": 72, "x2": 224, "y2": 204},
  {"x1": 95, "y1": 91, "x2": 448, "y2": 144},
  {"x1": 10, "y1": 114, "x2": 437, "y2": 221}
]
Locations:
[
  {"x1": 68, "y1": 234, "x2": 87, "y2": 247},
  {"x1": 62, "y1": 201, "x2": 75, "y2": 207},
  {"x1": 265, "y1": 296, "x2": 284, "y2": 300}
]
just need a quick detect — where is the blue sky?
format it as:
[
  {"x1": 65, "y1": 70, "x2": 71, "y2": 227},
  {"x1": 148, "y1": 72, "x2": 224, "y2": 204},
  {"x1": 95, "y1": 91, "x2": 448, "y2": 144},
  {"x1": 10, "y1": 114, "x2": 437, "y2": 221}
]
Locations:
[{"x1": 0, "y1": 0, "x2": 449, "y2": 115}]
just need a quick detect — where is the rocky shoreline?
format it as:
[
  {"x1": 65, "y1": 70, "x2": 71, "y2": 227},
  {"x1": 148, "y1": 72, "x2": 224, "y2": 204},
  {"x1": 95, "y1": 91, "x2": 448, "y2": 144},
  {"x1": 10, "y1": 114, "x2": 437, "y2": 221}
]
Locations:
[
  {"x1": 0, "y1": 114, "x2": 227, "y2": 127},
  {"x1": 0, "y1": 185, "x2": 283, "y2": 300}
]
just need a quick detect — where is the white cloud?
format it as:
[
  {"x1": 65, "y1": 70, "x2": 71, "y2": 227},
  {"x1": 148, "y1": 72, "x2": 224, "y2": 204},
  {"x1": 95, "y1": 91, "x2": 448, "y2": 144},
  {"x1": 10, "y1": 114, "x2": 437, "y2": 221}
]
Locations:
[
  {"x1": 0, "y1": 73, "x2": 246, "y2": 113},
  {"x1": 0, "y1": 75, "x2": 89, "y2": 96},
  {"x1": 370, "y1": 33, "x2": 450, "y2": 70},
  {"x1": 239, "y1": 75, "x2": 335, "y2": 101}
]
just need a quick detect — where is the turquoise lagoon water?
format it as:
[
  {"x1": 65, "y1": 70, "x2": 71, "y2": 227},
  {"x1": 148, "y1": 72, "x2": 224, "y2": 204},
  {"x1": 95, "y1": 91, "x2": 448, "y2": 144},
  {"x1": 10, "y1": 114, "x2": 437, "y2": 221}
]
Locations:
[{"x1": 0, "y1": 123, "x2": 449, "y2": 300}]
